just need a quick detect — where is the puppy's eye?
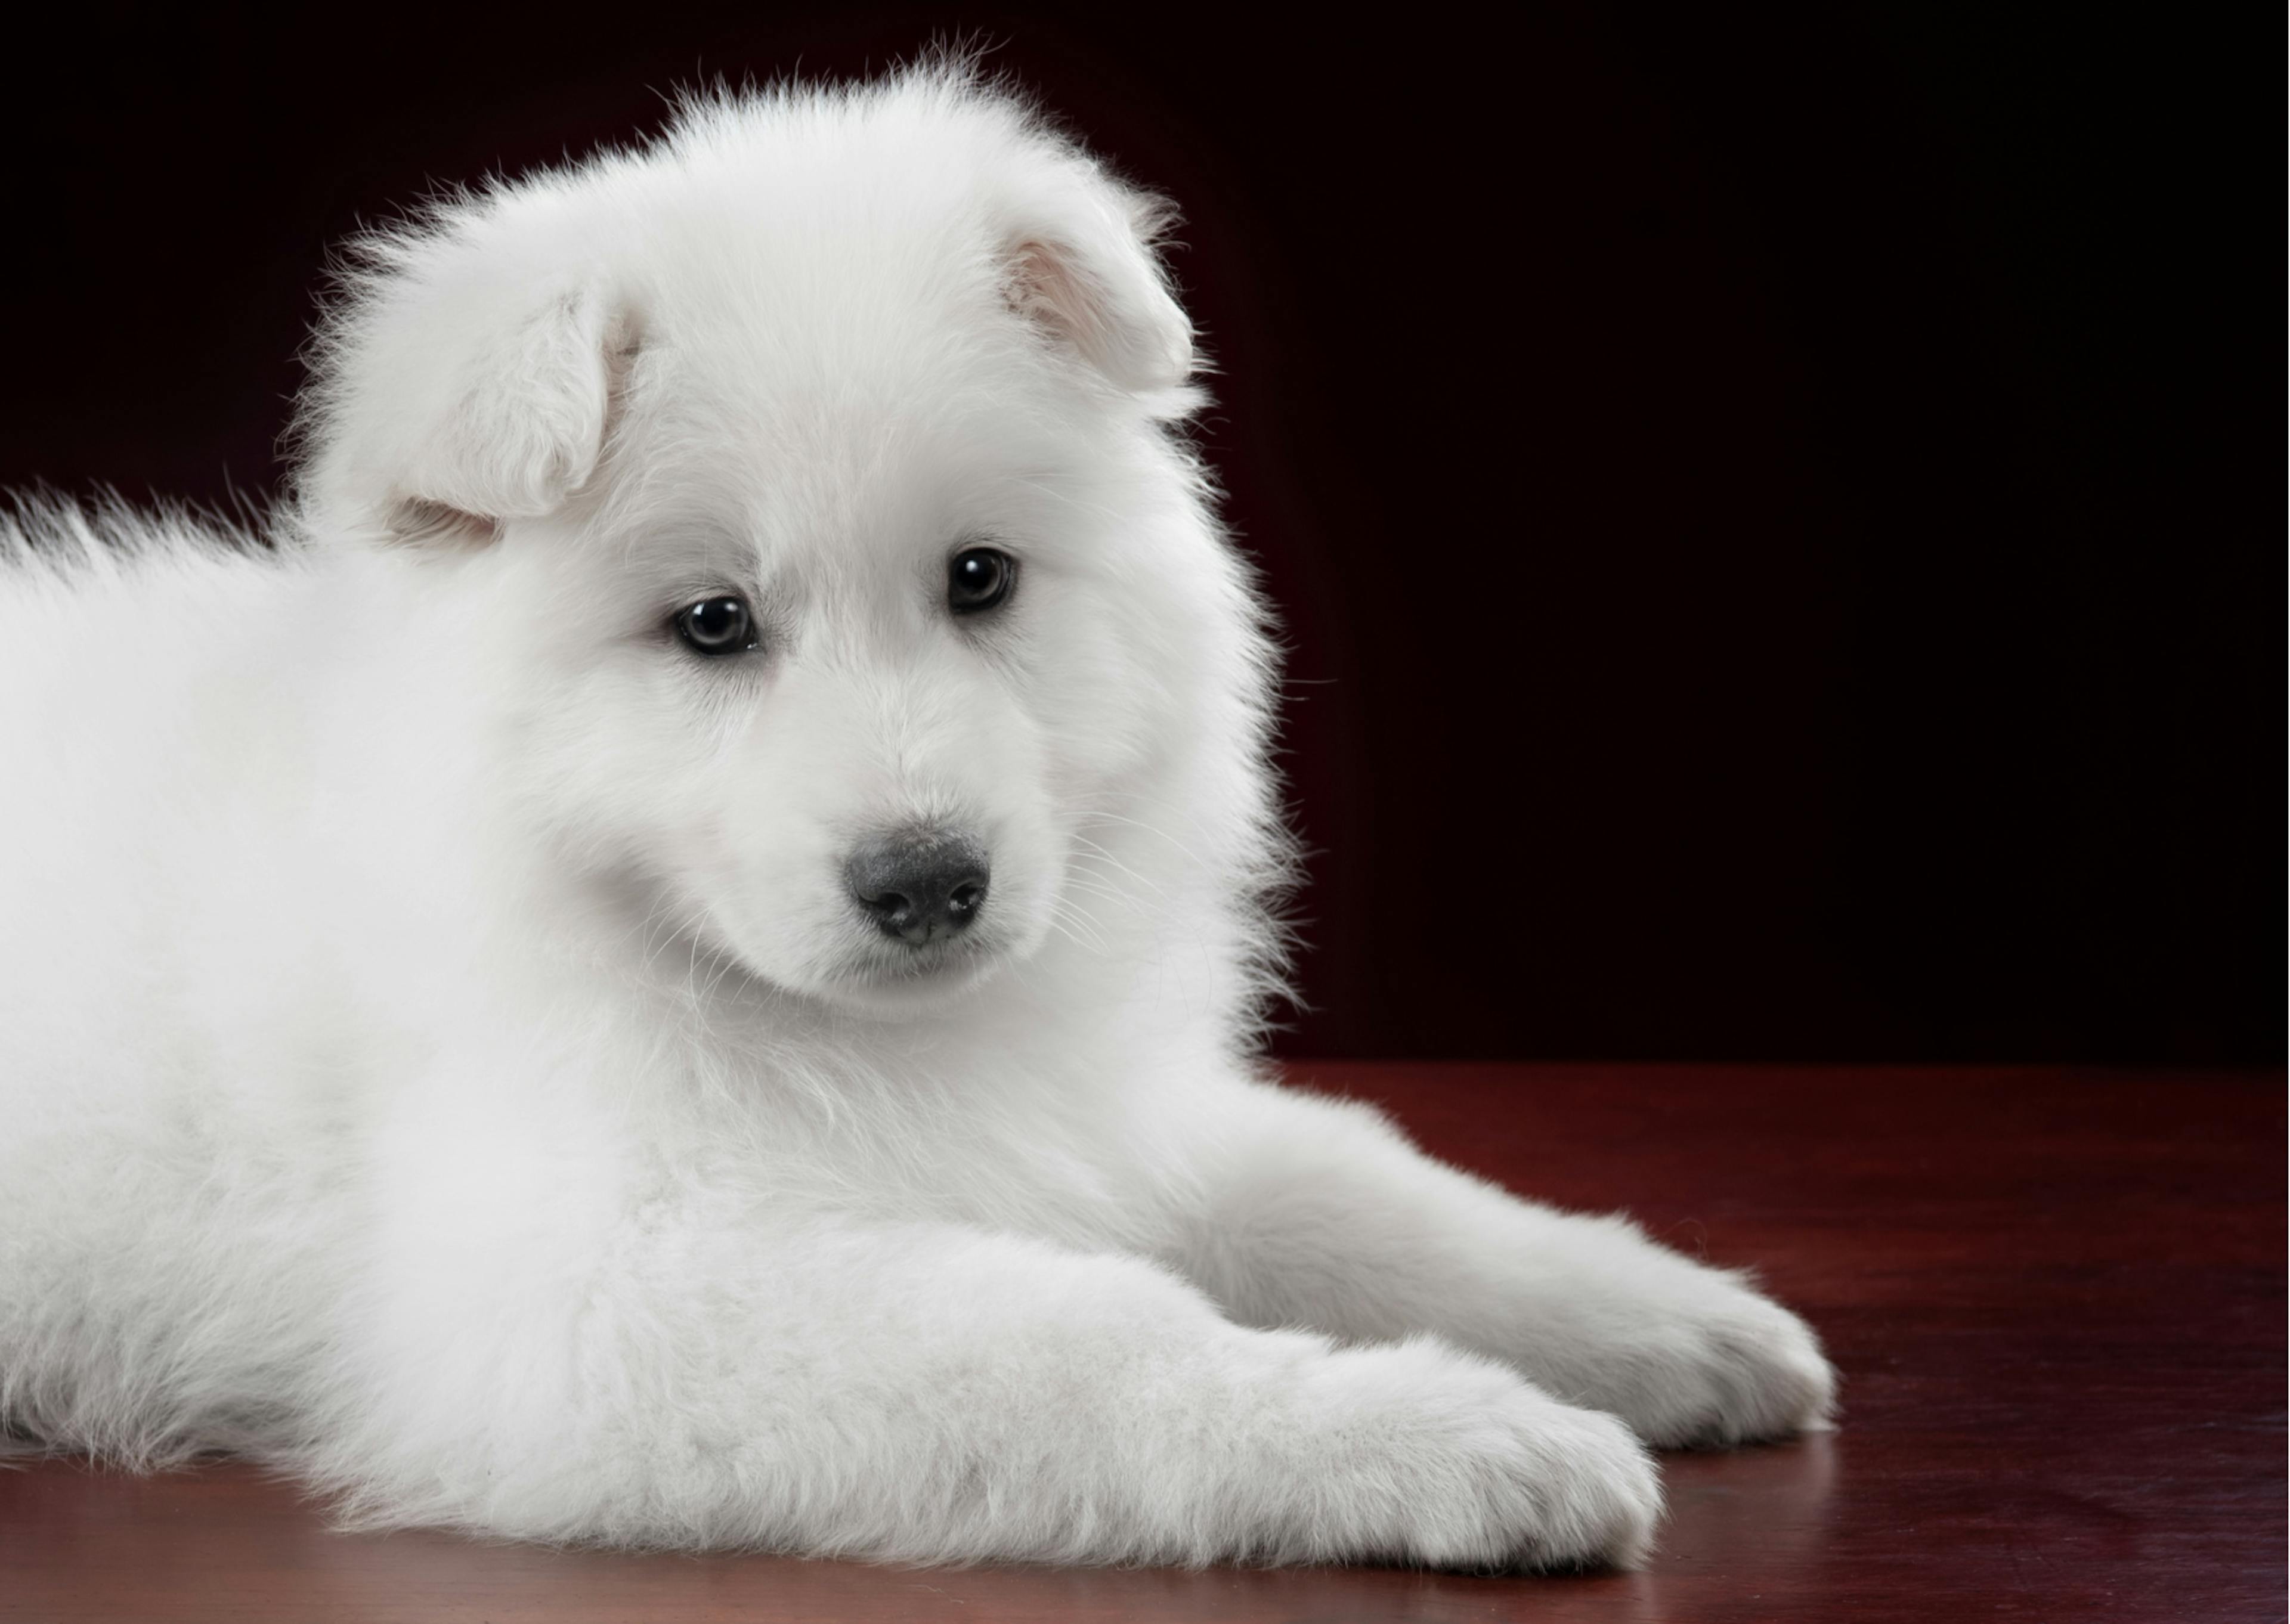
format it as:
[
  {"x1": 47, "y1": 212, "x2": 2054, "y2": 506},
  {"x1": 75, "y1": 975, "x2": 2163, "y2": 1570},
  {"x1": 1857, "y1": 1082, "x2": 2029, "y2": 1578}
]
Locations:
[
  {"x1": 948, "y1": 547, "x2": 1017, "y2": 615},
  {"x1": 674, "y1": 594, "x2": 757, "y2": 656}
]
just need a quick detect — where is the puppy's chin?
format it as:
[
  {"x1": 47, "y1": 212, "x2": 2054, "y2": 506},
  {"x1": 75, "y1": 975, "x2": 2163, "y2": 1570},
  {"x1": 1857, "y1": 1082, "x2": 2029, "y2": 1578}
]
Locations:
[
  {"x1": 686, "y1": 919, "x2": 1014, "y2": 1021},
  {"x1": 814, "y1": 947, "x2": 1011, "y2": 1020}
]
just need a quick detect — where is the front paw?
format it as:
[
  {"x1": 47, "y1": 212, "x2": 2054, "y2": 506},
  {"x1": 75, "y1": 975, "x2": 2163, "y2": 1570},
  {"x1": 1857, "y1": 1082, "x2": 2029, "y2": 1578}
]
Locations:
[
  {"x1": 1563, "y1": 1269, "x2": 1836, "y2": 1449},
  {"x1": 1284, "y1": 1336, "x2": 1664, "y2": 1571}
]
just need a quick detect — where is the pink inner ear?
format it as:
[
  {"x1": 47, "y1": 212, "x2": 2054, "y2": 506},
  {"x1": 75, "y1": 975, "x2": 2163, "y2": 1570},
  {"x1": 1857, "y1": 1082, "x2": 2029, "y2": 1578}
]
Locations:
[{"x1": 1007, "y1": 237, "x2": 1113, "y2": 362}]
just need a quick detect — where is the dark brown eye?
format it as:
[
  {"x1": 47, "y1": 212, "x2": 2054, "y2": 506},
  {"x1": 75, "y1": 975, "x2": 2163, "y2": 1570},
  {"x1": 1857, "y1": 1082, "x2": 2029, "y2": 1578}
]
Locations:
[
  {"x1": 674, "y1": 594, "x2": 756, "y2": 656},
  {"x1": 948, "y1": 547, "x2": 1017, "y2": 615}
]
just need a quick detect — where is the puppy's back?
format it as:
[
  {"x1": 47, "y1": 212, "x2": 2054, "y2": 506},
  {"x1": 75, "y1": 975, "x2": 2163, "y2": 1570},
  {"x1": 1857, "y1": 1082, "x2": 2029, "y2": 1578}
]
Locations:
[{"x1": 0, "y1": 504, "x2": 327, "y2": 1091}]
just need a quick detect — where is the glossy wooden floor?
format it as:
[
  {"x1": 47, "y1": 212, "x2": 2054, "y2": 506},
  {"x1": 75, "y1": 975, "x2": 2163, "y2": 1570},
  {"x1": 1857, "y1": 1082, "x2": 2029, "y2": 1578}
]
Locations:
[{"x1": 3, "y1": 1064, "x2": 2280, "y2": 1622}]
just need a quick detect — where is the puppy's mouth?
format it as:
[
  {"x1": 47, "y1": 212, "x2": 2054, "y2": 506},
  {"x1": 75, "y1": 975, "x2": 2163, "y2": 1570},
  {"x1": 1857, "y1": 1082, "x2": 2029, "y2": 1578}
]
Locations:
[
  {"x1": 850, "y1": 932, "x2": 998, "y2": 984},
  {"x1": 816, "y1": 930, "x2": 1014, "y2": 1016}
]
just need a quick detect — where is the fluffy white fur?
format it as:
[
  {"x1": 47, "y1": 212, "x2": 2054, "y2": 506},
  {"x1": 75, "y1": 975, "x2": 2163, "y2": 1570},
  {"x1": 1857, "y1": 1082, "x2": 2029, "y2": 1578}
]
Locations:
[{"x1": 0, "y1": 66, "x2": 1833, "y2": 1570}]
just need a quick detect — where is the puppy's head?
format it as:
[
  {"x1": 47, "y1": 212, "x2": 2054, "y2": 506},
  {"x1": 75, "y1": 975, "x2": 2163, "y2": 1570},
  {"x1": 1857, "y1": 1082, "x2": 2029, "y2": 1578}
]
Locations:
[{"x1": 297, "y1": 69, "x2": 1264, "y2": 1016}]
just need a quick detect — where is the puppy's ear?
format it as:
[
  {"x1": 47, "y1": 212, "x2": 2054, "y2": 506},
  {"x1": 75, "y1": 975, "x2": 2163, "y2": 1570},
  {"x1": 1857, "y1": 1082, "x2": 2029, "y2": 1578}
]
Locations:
[
  {"x1": 1001, "y1": 181, "x2": 1194, "y2": 394},
  {"x1": 302, "y1": 235, "x2": 631, "y2": 545}
]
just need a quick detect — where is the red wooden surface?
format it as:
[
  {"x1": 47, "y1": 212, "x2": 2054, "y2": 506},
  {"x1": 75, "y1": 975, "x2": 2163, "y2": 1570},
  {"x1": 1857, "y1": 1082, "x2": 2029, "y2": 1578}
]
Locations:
[{"x1": 2, "y1": 1064, "x2": 2281, "y2": 1622}]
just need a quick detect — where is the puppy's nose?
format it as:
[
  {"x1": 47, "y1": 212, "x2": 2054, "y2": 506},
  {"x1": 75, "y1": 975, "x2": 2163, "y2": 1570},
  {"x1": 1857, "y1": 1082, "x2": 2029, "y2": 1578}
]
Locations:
[{"x1": 844, "y1": 829, "x2": 991, "y2": 946}]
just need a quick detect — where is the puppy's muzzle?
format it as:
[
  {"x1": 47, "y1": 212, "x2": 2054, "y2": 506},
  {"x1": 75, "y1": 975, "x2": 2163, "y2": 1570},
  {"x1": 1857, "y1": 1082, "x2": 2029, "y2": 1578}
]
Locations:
[{"x1": 844, "y1": 828, "x2": 990, "y2": 947}]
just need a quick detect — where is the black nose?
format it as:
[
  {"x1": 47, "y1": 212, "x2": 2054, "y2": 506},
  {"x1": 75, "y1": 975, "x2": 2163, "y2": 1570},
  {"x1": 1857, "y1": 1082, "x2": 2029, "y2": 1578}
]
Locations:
[{"x1": 844, "y1": 829, "x2": 991, "y2": 946}]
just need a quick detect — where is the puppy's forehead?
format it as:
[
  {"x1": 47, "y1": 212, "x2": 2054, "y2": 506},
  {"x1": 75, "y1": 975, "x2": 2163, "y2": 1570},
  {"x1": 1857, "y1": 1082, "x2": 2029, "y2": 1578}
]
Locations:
[
  {"x1": 568, "y1": 141, "x2": 1125, "y2": 575},
  {"x1": 598, "y1": 388, "x2": 1091, "y2": 615},
  {"x1": 617, "y1": 361, "x2": 1059, "y2": 546},
  {"x1": 606, "y1": 324, "x2": 1090, "y2": 578}
]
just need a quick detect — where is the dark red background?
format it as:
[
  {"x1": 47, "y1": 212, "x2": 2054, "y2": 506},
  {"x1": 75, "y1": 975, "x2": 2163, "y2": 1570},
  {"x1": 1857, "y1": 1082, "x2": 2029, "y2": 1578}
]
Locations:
[{"x1": 7, "y1": 5, "x2": 2277, "y2": 1062}]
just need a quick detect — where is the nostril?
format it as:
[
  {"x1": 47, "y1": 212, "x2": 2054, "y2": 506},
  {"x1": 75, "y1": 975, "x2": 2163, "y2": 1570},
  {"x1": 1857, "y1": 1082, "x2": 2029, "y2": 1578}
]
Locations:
[{"x1": 843, "y1": 829, "x2": 992, "y2": 947}]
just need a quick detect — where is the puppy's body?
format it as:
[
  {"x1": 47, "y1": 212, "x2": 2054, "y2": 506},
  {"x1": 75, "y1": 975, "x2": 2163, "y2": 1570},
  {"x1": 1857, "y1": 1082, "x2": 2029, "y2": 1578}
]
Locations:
[{"x1": 0, "y1": 70, "x2": 1830, "y2": 1569}]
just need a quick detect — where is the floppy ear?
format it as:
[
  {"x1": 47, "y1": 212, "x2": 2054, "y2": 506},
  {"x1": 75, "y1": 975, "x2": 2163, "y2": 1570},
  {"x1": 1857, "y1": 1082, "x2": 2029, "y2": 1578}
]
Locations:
[
  {"x1": 1000, "y1": 178, "x2": 1194, "y2": 395},
  {"x1": 302, "y1": 238, "x2": 629, "y2": 544}
]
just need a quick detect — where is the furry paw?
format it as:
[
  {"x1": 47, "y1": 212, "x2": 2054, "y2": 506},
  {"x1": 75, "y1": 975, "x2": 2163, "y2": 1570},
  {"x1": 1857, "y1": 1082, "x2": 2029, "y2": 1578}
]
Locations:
[
  {"x1": 1286, "y1": 1337, "x2": 1664, "y2": 1571},
  {"x1": 1555, "y1": 1272, "x2": 1836, "y2": 1450}
]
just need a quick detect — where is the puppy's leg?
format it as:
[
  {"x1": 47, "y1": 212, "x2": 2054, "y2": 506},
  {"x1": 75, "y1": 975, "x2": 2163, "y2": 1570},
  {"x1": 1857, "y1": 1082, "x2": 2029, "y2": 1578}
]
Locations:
[
  {"x1": 308, "y1": 1202, "x2": 1660, "y2": 1569},
  {"x1": 1163, "y1": 1080, "x2": 1834, "y2": 1449}
]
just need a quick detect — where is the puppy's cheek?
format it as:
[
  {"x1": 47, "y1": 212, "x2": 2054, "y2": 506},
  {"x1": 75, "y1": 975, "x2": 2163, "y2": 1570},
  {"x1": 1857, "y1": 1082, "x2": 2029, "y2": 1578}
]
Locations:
[
  {"x1": 725, "y1": 908, "x2": 855, "y2": 999},
  {"x1": 970, "y1": 813, "x2": 1068, "y2": 966},
  {"x1": 689, "y1": 837, "x2": 853, "y2": 994}
]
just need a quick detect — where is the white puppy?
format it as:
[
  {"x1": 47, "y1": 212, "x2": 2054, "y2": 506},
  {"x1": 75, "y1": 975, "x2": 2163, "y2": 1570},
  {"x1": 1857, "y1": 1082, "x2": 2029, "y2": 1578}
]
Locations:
[{"x1": 0, "y1": 66, "x2": 1831, "y2": 1569}]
